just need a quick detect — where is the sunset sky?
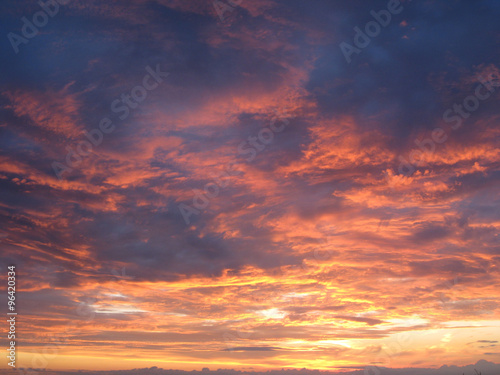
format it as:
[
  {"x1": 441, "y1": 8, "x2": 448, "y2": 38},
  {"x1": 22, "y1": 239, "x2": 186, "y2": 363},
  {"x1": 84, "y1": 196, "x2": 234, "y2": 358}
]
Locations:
[{"x1": 1, "y1": 0, "x2": 500, "y2": 372}]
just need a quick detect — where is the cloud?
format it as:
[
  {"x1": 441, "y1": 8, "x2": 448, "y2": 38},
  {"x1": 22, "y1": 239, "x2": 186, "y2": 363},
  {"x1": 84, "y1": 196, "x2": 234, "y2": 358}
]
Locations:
[
  {"x1": 1, "y1": 0, "x2": 500, "y2": 371},
  {"x1": 222, "y1": 346, "x2": 281, "y2": 352}
]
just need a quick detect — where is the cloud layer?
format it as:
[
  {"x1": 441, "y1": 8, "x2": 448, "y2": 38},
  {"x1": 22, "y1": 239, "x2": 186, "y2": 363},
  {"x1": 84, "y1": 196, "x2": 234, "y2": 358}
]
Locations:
[{"x1": 0, "y1": 0, "x2": 499, "y2": 371}]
